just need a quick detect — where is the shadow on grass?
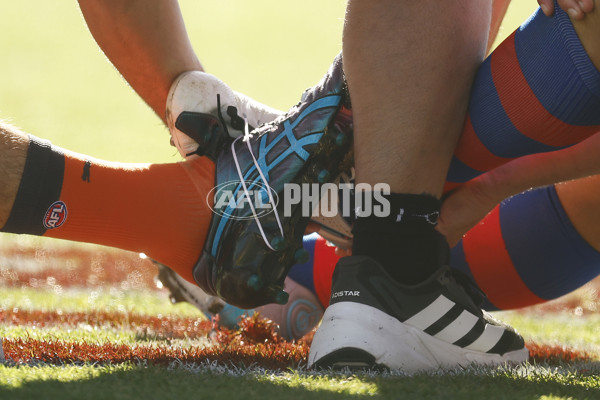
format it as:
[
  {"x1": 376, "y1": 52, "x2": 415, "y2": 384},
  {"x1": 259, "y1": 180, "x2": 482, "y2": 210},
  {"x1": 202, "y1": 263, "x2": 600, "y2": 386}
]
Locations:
[{"x1": 0, "y1": 363, "x2": 599, "y2": 400}]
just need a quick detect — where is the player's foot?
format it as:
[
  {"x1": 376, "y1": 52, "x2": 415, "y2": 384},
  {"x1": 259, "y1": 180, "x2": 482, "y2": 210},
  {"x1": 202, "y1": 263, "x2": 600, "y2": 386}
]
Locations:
[
  {"x1": 166, "y1": 70, "x2": 283, "y2": 158},
  {"x1": 167, "y1": 66, "x2": 353, "y2": 250},
  {"x1": 193, "y1": 53, "x2": 353, "y2": 308},
  {"x1": 154, "y1": 262, "x2": 323, "y2": 340},
  {"x1": 308, "y1": 256, "x2": 529, "y2": 373}
]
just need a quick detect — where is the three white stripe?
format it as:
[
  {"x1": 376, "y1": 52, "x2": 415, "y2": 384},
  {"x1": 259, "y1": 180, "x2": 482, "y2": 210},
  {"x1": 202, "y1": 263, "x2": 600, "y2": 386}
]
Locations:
[
  {"x1": 404, "y1": 294, "x2": 503, "y2": 353},
  {"x1": 404, "y1": 295, "x2": 454, "y2": 329}
]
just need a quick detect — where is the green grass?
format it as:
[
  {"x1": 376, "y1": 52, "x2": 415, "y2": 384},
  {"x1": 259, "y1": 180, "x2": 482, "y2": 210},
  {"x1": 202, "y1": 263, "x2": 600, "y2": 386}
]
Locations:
[
  {"x1": 0, "y1": 363, "x2": 599, "y2": 400},
  {"x1": 1, "y1": 287, "x2": 599, "y2": 399},
  {"x1": 2, "y1": 286, "x2": 600, "y2": 353},
  {"x1": 0, "y1": 364, "x2": 383, "y2": 400},
  {"x1": 500, "y1": 311, "x2": 600, "y2": 349},
  {"x1": 4, "y1": 285, "x2": 599, "y2": 350},
  {"x1": 0, "y1": 324, "x2": 139, "y2": 345},
  {"x1": 0, "y1": 287, "x2": 202, "y2": 317}
]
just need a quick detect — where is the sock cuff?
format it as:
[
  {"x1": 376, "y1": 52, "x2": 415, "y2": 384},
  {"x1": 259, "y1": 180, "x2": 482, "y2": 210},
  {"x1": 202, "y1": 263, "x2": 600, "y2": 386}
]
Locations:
[
  {"x1": 1, "y1": 135, "x2": 64, "y2": 234},
  {"x1": 353, "y1": 193, "x2": 441, "y2": 233},
  {"x1": 554, "y1": 2, "x2": 600, "y2": 98},
  {"x1": 515, "y1": 5, "x2": 600, "y2": 126}
]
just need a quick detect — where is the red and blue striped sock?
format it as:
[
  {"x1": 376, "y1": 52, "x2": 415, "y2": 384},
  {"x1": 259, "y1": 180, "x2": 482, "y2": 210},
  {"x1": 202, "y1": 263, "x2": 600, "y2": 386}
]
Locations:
[
  {"x1": 446, "y1": 4, "x2": 600, "y2": 191},
  {"x1": 451, "y1": 185, "x2": 600, "y2": 310}
]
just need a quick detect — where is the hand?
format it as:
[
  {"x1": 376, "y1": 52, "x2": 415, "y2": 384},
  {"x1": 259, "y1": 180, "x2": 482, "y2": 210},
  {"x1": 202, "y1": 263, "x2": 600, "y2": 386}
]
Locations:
[
  {"x1": 538, "y1": 0, "x2": 594, "y2": 20},
  {"x1": 438, "y1": 130, "x2": 600, "y2": 247},
  {"x1": 436, "y1": 174, "x2": 500, "y2": 248}
]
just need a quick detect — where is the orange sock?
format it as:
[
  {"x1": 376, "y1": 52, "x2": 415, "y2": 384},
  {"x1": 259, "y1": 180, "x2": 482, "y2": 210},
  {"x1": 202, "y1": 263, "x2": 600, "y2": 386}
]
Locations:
[
  {"x1": 2, "y1": 135, "x2": 214, "y2": 284},
  {"x1": 44, "y1": 152, "x2": 214, "y2": 283}
]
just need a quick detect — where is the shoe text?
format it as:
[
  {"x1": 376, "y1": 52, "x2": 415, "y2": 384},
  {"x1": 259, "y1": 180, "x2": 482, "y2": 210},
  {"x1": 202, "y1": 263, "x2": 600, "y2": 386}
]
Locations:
[{"x1": 331, "y1": 290, "x2": 360, "y2": 299}]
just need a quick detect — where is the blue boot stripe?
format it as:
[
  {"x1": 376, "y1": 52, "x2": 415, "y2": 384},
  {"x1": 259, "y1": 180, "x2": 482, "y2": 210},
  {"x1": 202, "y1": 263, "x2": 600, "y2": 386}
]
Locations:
[{"x1": 210, "y1": 95, "x2": 341, "y2": 257}]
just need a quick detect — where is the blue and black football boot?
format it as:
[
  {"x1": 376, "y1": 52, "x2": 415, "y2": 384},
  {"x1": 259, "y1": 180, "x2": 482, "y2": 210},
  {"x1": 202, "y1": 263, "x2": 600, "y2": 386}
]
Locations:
[{"x1": 180, "y1": 54, "x2": 352, "y2": 308}]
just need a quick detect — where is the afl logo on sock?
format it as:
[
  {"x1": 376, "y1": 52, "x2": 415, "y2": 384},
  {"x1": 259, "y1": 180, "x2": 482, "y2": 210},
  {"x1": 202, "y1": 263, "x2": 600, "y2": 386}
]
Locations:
[{"x1": 43, "y1": 201, "x2": 68, "y2": 229}]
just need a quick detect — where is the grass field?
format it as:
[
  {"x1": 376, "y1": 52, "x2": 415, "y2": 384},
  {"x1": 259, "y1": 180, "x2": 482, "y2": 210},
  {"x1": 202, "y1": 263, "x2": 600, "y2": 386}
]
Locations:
[
  {"x1": 0, "y1": 243, "x2": 599, "y2": 400},
  {"x1": 1, "y1": 1, "x2": 600, "y2": 399}
]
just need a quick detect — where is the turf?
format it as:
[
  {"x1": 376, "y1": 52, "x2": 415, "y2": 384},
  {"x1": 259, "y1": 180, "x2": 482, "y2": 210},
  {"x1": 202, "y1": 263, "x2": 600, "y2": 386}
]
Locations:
[
  {"x1": 1, "y1": 265, "x2": 598, "y2": 399},
  {"x1": 0, "y1": 360, "x2": 599, "y2": 400},
  {"x1": 0, "y1": 287, "x2": 199, "y2": 316}
]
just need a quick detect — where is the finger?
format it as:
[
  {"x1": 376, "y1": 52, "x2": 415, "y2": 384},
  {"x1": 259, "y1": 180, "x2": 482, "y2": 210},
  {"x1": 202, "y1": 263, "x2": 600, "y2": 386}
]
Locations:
[
  {"x1": 567, "y1": 7, "x2": 585, "y2": 19},
  {"x1": 538, "y1": 0, "x2": 555, "y2": 16},
  {"x1": 580, "y1": 0, "x2": 595, "y2": 13},
  {"x1": 559, "y1": 0, "x2": 587, "y2": 19}
]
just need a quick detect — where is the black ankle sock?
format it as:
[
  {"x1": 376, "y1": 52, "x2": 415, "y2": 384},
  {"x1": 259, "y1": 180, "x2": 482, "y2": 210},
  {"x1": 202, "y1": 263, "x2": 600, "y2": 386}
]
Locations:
[
  {"x1": 1, "y1": 136, "x2": 64, "y2": 235},
  {"x1": 352, "y1": 193, "x2": 449, "y2": 285}
]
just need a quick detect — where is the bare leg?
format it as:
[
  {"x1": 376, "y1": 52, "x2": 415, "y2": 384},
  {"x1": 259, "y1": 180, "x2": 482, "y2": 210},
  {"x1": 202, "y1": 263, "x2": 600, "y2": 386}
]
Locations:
[
  {"x1": 0, "y1": 123, "x2": 28, "y2": 227},
  {"x1": 344, "y1": 0, "x2": 491, "y2": 196},
  {"x1": 556, "y1": 175, "x2": 600, "y2": 252},
  {"x1": 78, "y1": 0, "x2": 203, "y2": 121},
  {"x1": 78, "y1": 0, "x2": 282, "y2": 160},
  {"x1": 344, "y1": 0, "x2": 493, "y2": 285},
  {"x1": 489, "y1": 0, "x2": 512, "y2": 53}
]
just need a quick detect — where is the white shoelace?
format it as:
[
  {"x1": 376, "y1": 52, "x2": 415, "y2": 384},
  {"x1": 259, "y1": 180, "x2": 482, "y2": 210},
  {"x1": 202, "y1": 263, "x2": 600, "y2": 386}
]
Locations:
[{"x1": 231, "y1": 118, "x2": 285, "y2": 251}]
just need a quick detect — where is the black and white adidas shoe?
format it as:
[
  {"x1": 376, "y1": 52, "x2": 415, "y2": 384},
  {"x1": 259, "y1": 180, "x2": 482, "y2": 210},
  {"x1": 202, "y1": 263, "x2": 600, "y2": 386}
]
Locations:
[{"x1": 308, "y1": 256, "x2": 529, "y2": 373}]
